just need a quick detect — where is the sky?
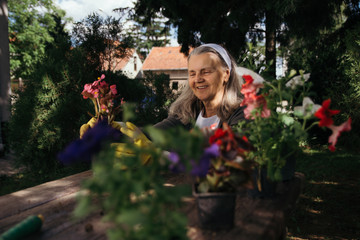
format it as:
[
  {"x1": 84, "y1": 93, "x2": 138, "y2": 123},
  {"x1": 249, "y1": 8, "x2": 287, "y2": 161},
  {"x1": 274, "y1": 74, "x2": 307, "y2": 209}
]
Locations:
[{"x1": 54, "y1": 0, "x2": 179, "y2": 46}]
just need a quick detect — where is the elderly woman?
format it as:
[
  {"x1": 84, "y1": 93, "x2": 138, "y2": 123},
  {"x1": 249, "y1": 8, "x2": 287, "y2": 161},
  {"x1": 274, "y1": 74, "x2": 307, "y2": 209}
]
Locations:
[{"x1": 154, "y1": 43, "x2": 245, "y2": 131}]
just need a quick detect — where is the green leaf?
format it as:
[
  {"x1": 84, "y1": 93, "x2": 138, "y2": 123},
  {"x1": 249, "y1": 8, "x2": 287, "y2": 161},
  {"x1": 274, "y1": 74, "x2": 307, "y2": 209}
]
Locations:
[
  {"x1": 281, "y1": 115, "x2": 294, "y2": 126},
  {"x1": 116, "y1": 209, "x2": 144, "y2": 226},
  {"x1": 288, "y1": 69, "x2": 297, "y2": 79},
  {"x1": 145, "y1": 126, "x2": 167, "y2": 145},
  {"x1": 197, "y1": 181, "x2": 210, "y2": 193}
]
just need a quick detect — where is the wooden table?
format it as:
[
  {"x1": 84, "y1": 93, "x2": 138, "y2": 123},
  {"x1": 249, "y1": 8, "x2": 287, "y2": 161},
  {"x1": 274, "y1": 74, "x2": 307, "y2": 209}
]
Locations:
[{"x1": 0, "y1": 171, "x2": 304, "y2": 240}]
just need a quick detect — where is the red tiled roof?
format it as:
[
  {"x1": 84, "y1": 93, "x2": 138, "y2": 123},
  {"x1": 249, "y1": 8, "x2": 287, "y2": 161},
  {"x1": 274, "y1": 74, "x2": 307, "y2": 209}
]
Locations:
[
  {"x1": 102, "y1": 48, "x2": 136, "y2": 71},
  {"x1": 113, "y1": 49, "x2": 135, "y2": 71},
  {"x1": 142, "y1": 46, "x2": 189, "y2": 70}
]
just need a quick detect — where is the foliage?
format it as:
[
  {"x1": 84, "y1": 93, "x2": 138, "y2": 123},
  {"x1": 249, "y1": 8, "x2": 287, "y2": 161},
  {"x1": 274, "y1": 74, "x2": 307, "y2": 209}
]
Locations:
[
  {"x1": 136, "y1": 72, "x2": 177, "y2": 125},
  {"x1": 116, "y1": 7, "x2": 171, "y2": 58},
  {"x1": 238, "y1": 42, "x2": 267, "y2": 74},
  {"x1": 8, "y1": 7, "x2": 178, "y2": 173},
  {"x1": 286, "y1": 8, "x2": 360, "y2": 151},
  {"x1": 133, "y1": 0, "x2": 352, "y2": 76},
  {"x1": 8, "y1": 0, "x2": 67, "y2": 79},
  {"x1": 8, "y1": 28, "x2": 93, "y2": 172},
  {"x1": 72, "y1": 12, "x2": 134, "y2": 72}
]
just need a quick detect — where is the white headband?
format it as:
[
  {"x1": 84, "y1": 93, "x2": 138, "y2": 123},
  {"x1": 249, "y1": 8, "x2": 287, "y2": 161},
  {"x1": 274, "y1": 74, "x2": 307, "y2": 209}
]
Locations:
[{"x1": 202, "y1": 43, "x2": 232, "y2": 71}]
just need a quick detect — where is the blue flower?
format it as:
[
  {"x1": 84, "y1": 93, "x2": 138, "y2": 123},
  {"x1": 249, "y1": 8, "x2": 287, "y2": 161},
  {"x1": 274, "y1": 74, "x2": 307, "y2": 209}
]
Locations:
[
  {"x1": 58, "y1": 120, "x2": 123, "y2": 165},
  {"x1": 167, "y1": 152, "x2": 186, "y2": 173},
  {"x1": 190, "y1": 144, "x2": 220, "y2": 177}
]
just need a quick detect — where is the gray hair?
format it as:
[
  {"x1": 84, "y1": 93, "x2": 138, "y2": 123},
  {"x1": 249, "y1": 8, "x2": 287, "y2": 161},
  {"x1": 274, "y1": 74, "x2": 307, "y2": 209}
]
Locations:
[{"x1": 169, "y1": 44, "x2": 243, "y2": 124}]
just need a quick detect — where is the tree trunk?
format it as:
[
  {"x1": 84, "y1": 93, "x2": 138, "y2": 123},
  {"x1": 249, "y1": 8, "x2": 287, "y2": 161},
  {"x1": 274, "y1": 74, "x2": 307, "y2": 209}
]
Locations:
[
  {"x1": 0, "y1": 0, "x2": 10, "y2": 154},
  {"x1": 265, "y1": 10, "x2": 276, "y2": 78}
]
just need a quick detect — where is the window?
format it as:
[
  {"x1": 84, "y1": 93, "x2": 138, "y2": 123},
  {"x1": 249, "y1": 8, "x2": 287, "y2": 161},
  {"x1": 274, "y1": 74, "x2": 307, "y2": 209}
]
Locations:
[
  {"x1": 134, "y1": 56, "x2": 137, "y2": 71},
  {"x1": 172, "y1": 81, "x2": 178, "y2": 90}
]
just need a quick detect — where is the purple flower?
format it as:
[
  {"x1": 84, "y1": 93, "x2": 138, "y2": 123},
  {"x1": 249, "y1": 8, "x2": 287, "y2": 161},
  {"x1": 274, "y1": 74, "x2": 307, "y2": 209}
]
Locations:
[
  {"x1": 58, "y1": 119, "x2": 123, "y2": 165},
  {"x1": 167, "y1": 152, "x2": 185, "y2": 173},
  {"x1": 190, "y1": 144, "x2": 220, "y2": 177}
]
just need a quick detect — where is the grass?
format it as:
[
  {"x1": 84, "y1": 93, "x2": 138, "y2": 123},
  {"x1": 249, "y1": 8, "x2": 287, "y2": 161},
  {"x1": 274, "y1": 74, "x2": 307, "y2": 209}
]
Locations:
[{"x1": 286, "y1": 147, "x2": 360, "y2": 240}]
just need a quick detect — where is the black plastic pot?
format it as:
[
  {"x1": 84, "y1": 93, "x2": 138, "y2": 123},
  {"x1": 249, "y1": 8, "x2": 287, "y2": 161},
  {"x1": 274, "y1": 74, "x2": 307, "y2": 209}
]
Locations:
[
  {"x1": 248, "y1": 158, "x2": 296, "y2": 198},
  {"x1": 193, "y1": 187, "x2": 236, "y2": 230}
]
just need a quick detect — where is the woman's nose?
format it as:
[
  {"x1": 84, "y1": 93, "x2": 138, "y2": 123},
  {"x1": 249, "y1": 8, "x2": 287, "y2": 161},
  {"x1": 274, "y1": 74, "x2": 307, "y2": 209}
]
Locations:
[{"x1": 195, "y1": 73, "x2": 204, "y2": 82}]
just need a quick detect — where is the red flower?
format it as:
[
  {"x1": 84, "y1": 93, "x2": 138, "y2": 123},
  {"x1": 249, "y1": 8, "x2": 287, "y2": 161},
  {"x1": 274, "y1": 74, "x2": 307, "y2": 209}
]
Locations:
[
  {"x1": 314, "y1": 99, "x2": 340, "y2": 127},
  {"x1": 209, "y1": 128, "x2": 227, "y2": 145},
  {"x1": 327, "y1": 118, "x2": 352, "y2": 152}
]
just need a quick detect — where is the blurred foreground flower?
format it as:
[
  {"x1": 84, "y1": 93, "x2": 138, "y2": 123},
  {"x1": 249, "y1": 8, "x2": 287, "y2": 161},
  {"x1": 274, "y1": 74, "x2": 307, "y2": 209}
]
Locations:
[{"x1": 58, "y1": 120, "x2": 123, "y2": 165}]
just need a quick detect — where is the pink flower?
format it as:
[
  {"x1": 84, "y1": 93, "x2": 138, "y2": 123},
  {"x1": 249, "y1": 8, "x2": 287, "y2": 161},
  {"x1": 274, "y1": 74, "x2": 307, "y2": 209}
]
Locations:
[
  {"x1": 241, "y1": 75, "x2": 263, "y2": 97},
  {"x1": 327, "y1": 118, "x2": 352, "y2": 152},
  {"x1": 101, "y1": 104, "x2": 108, "y2": 111},
  {"x1": 241, "y1": 93, "x2": 271, "y2": 119},
  {"x1": 93, "y1": 90, "x2": 99, "y2": 98},
  {"x1": 82, "y1": 83, "x2": 94, "y2": 99},
  {"x1": 92, "y1": 79, "x2": 101, "y2": 87},
  {"x1": 110, "y1": 85, "x2": 117, "y2": 95},
  {"x1": 314, "y1": 99, "x2": 340, "y2": 127},
  {"x1": 99, "y1": 81, "x2": 109, "y2": 89}
]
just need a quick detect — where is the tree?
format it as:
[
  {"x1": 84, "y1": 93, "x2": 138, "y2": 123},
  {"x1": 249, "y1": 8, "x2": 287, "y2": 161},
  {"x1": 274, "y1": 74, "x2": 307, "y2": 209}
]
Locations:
[
  {"x1": 8, "y1": 0, "x2": 65, "y2": 79},
  {"x1": 8, "y1": 14, "x2": 94, "y2": 172},
  {"x1": 72, "y1": 12, "x2": 134, "y2": 72},
  {"x1": 115, "y1": 7, "x2": 171, "y2": 58},
  {"x1": 133, "y1": 0, "x2": 352, "y2": 77}
]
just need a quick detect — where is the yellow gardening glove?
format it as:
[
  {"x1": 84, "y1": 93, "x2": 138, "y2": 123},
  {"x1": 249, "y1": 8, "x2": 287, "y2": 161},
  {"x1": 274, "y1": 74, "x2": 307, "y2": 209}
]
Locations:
[
  {"x1": 80, "y1": 118, "x2": 122, "y2": 138},
  {"x1": 79, "y1": 117, "x2": 98, "y2": 138},
  {"x1": 114, "y1": 121, "x2": 152, "y2": 165},
  {"x1": 119, "y1": 122, "x2": 152, "y2": 148},
  {"x1": 111, "y1": 121, "x2": 122, "y2": 131},
  {"x1": 80, "y1": 119, "x2": 152, "y2": 165}
]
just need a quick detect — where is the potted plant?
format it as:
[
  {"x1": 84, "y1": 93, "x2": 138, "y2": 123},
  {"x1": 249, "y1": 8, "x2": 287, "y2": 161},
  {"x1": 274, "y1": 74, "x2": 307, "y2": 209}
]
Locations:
[
  {"x1": 235, "y1": 71, "x2": 352, "y2": 197},
  {"x1": 155, "y1": 124, "x2": 255, "y2": 230}
]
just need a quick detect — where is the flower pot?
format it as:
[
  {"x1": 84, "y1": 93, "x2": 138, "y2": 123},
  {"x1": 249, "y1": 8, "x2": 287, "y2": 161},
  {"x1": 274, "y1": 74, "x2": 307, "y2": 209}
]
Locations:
[
  {"x1": 248, "y1": 167, "x2": 278, "y2": 198},
  {"x1": 193, "y1": 186, "x2": 236, "y2": 230},
  {"x1": 248, "y1": 158, "x2": 296, "y2": 198}
]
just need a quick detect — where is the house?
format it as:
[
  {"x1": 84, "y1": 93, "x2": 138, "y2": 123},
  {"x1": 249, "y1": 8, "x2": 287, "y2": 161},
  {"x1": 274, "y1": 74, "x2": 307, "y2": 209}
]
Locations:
[
  {"x1": 102, "y1": 45, "x2": 143, "y2": 79},
  {"x1": 141, "y1": 46, "x2": 190, "y2": 90}
]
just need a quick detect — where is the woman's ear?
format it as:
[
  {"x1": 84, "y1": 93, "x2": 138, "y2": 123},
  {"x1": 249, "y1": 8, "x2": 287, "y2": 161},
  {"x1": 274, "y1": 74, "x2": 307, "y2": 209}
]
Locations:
[{"x1": 224, "y1": 69, "x2": 230, "y2": 84}]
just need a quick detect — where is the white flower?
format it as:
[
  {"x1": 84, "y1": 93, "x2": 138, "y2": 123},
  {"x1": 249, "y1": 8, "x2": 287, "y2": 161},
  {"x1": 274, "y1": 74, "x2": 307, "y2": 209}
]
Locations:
[
  {"x1": 276, "y1": 100, "x2": 291, "y2": 114},
  {"x1": 294, "y1": 97, "x2": 321, "y2": 117},
  {"x1": 286, "y1": 73, "x2": 311, "y2": 89},
  {"x1": 236, "y1": 66, "x2": 265, "y2": 85}
]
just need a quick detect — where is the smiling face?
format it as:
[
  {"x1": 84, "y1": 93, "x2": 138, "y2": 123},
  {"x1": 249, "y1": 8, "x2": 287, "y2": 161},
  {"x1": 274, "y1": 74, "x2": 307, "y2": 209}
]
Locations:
[{"x1": 188, "y1": 52, "x2": 230, "y2": 111}]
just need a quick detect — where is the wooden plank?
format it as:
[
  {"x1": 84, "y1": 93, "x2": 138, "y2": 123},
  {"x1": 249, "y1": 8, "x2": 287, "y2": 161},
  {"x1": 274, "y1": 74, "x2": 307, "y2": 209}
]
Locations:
[
  {"x1": 0, "y1": 171, "x2": 304, "y2": 240},
  {"x1": 0, "y1": 171, "x2": 92, "y2": 221}
]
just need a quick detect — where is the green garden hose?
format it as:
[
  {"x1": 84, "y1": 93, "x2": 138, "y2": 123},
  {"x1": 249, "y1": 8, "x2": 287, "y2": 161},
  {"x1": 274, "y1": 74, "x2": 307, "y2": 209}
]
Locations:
[{"x1": 0, "y1": 214, "x2": 44, "y2": 240}]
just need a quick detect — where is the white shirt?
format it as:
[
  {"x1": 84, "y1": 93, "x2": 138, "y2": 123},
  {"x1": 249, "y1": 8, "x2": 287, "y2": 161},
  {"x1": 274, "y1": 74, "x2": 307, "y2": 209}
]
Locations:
[{"x1": 195, "y1": 111, "x2": 220, "y2": 130}]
